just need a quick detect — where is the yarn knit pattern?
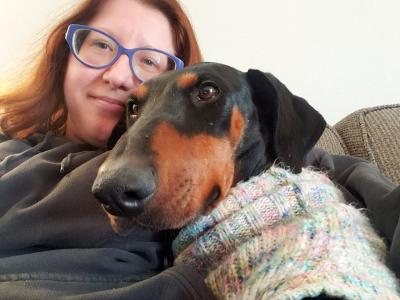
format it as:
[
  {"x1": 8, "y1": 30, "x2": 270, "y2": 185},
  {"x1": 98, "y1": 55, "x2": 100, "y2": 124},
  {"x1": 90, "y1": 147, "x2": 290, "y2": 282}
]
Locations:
[{"x1": 172, "y1": 166, "x2": 400, "y2": 300}]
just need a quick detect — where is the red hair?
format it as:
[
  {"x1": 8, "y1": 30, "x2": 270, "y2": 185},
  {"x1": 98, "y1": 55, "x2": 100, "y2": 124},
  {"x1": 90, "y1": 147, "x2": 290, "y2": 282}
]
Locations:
[{"x1": 0, "y1": 0, "x2": 202, "y2": 139}]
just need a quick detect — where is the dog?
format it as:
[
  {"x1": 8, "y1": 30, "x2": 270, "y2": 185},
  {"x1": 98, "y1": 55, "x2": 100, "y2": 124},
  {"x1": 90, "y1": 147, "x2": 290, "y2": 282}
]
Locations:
[
  {"x1": 92, "y1": 62, "x2": 399, "y2": 299},
  {"x1": 92, "y1": 62, "x2": 326, "y2": 231}
]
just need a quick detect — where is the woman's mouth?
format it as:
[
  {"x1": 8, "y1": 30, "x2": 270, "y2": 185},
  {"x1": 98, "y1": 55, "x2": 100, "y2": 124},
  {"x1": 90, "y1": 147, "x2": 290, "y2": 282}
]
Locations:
[{"x1": 91, "y1": 95, "x2": 126, "y2": 112}]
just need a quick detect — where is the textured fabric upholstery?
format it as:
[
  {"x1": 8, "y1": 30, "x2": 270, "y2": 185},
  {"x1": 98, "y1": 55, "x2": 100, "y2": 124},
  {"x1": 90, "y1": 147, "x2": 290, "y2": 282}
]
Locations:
[
  {"x1": 315, "y1": 125, "x2": 349, "y2": 156},
  {"x1": 317, "y1": 104, "x2": 400, "y2": 185}
]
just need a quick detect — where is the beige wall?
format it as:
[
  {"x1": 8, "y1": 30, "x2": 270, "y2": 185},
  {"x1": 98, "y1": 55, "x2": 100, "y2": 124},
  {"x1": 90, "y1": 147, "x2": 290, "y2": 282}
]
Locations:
[{"x1": 1, "y1": 0, "x2": 399, "y2": 124}]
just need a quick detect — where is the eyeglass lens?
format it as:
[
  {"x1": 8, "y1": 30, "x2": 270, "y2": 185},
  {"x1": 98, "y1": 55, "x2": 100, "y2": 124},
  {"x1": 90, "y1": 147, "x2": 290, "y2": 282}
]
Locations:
[{"x1": 72, "y1": 28, "x2": 177, "y2": 81}]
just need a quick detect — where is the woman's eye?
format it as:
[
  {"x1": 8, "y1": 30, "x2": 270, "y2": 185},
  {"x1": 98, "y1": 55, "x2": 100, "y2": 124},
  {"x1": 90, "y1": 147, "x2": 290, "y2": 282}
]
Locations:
[
  {"x1": 142, "y1": 58, "x2": 156, "y2": 66},
  {"x1": 197, "y1": 83, "x2": 220, "y2": 101},
  {"x1": 139, "y1": 57, "x2": 160, "y2": 71},
  {"x1": 92, "y1": 40, "x2": 113, "y2": 51}
]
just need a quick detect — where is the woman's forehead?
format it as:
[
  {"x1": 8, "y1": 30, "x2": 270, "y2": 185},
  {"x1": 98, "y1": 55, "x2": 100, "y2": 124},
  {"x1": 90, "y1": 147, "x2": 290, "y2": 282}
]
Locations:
[{"x1": 88, "y1": 0, "x2": 175, "y2": 53}]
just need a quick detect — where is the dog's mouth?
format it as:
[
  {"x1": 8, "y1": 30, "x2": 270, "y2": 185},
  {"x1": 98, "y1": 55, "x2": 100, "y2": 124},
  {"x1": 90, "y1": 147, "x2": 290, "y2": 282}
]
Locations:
[
  {"x1": 104, "y1": 185, "x2": 223, "y2": 233},
  {"x1": 105, "y1": 214, "x2": 139, "y2": 235},
  {"x1": 101, "y1": 202, "x2": 124, "y2": 216},
  {"x1": 203, "y1": 185, "x2": 221, "y2": 213},
  {"x1": 108, "y1": 207, "x2": 195, "y2": 232},
  {"x1": 97, "y1": 192, "x2": 151, "y2": 219}
]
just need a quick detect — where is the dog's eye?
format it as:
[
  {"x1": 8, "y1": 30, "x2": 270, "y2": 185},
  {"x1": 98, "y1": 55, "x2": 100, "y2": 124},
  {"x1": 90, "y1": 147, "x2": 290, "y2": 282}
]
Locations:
[
  {"x1": 128, "y1": 98, "x2": 139, "y2": 115},
  {"x1": 127, "y1": 96, "x2": 140, "y2": 122},
  {"x1": 197, "y1": 82, "x2": 220, "y2": 101}
]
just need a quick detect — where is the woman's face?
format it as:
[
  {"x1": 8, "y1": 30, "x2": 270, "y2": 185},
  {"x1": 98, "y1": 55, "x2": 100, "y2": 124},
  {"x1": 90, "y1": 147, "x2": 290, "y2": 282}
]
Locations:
[{"x1": 63, "y1": 0, "x2": 175, "y2": 148}]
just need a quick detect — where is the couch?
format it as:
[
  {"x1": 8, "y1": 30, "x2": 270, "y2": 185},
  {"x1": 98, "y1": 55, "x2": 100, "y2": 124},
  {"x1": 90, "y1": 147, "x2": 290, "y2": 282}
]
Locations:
[{"x1": 316, "y1": 103, "x2": 400, "y2": 185}]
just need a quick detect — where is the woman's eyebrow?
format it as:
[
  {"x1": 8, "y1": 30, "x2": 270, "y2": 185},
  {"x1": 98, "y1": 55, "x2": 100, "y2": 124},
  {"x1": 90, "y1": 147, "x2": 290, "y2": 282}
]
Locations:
[
  {"x1": 92, "y1": 26, "x2": 155, "y2": 48},
  {"x1": 95, "y1": 26, "x2": 118, "y2": 38}
]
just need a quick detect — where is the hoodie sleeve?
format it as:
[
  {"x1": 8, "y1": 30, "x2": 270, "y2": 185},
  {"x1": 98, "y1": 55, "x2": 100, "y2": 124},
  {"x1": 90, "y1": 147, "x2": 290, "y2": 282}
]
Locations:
[{"x1": 0, "y1": 264, "x2": 215, "y2": 300}]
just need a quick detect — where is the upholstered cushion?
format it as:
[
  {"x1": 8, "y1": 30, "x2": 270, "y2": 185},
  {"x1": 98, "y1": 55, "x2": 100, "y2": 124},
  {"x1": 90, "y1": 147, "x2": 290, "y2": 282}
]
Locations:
[
  {"x1": 316, "y1": 125, "x2": 349, "y2": 156},
  {"x1": 334, "y1": 104, "x2": 400, "y2": 185}
]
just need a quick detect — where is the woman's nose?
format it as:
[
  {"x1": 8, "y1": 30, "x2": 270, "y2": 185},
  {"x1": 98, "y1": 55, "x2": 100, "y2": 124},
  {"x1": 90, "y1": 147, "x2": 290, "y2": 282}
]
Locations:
[{"x1": 102, "y1": 55, "x2": 141, "y2": 91}]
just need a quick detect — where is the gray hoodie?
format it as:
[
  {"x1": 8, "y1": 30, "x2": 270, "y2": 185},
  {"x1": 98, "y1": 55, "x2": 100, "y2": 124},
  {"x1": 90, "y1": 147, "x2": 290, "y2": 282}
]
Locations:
[{"x1": 0, "y1": 132, "x2": 214, "y2": 300}]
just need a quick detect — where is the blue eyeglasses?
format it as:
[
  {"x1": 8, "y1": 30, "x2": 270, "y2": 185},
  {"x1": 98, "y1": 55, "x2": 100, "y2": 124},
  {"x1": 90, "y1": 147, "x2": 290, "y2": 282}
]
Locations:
[{"x1": 65, "y1": 24, "x2": 184, "y2": 83}]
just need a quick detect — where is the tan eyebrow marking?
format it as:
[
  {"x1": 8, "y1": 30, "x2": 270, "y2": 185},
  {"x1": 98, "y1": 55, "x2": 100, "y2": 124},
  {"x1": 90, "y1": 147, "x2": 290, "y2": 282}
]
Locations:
[
  {"x1": 229, "y1": 105, "x2": 246, "y2": 148},
  {"x1": 132, "y1": 84, "x2": 148, "y2": 100},
  {"x1": 177, "y1": 73, "x2": 198, "y2": 88}
]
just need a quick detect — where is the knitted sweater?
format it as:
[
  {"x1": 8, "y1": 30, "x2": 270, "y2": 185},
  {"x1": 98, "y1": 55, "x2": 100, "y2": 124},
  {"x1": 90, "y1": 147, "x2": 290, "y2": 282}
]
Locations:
[{"x1": 173, "y1": 166, "x2": 400, "y2": 300}]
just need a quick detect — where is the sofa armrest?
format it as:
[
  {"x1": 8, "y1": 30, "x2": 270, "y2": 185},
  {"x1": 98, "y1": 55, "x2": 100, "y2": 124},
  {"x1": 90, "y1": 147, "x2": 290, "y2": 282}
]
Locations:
[
  {"x1": 318, "y1": 104, "x2": 399, "y2": 185},
  {"x1": 333, "y1": 104, "x2": 400, "y2": 185}
]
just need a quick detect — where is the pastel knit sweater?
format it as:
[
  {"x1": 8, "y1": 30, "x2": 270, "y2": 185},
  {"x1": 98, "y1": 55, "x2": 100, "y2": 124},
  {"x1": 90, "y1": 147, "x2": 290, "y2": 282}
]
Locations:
[{"x1": 172, "y1": 166, "x2": 400, "y2": 299}]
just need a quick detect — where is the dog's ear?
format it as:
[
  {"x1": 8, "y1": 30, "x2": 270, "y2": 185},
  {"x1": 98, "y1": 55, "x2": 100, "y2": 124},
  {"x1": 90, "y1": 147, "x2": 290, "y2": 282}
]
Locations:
[
  {"x1": 107, "y1": 115, "x2": 127, "y2": 150},
  {"x1": 245, "y1": 69, "x2": 326, "y2": 173}
]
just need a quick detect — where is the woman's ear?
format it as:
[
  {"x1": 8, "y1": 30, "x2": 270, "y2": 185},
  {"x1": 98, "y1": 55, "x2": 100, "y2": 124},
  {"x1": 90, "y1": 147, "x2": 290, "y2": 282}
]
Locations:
[{"x1": 246, "y1": 69, "x2": 326, "y2": 173}]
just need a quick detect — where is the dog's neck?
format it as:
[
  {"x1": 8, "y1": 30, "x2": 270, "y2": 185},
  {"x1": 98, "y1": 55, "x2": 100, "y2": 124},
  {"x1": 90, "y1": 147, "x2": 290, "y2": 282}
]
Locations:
[{"x1": 234, "y1": 138, "x2": 268, "y2": 184}]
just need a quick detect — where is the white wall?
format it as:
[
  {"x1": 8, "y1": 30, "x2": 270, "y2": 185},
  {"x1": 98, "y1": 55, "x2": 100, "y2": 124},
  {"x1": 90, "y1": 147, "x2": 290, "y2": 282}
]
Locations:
[
  {"x1": 0, "y1": 0, "x2": 80, "y2": 86},
  {"x1": 1, "y1": 0, "x2": 399, "y2": 124}
]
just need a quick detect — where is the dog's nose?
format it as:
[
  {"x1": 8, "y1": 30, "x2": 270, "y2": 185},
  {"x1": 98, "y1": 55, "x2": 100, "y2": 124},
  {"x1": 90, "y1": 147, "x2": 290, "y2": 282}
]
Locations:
[{"x1": 92, "y1": 167, "x2": 156, "y2": 217}]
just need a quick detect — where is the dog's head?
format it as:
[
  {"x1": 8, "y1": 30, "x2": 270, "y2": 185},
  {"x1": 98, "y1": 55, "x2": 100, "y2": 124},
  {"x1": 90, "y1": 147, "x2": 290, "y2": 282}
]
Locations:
[{"x1": 92, "y1": 62, "x2": 326, "y2": 232}]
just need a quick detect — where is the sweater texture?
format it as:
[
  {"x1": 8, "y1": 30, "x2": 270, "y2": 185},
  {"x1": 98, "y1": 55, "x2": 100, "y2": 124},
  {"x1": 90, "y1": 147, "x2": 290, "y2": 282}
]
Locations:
[{"x1": 173, "y1": 166, "x2": 400, "y2": 299}]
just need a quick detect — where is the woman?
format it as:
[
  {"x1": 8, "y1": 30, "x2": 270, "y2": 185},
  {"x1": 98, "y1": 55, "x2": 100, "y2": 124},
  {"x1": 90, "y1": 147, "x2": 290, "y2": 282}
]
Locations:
[
  {"x1": 0, "y1": 0, "x2": 214, "y2": 299},
  {"x1": 0, "y1": 0, "x2": 201, "y2": 146}
]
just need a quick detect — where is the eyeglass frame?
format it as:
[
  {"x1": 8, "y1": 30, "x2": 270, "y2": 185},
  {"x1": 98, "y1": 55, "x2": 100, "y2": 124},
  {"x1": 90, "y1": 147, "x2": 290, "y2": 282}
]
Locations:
[{"x1": 65, "y1": 23, "x2": 185, "y2": 82}]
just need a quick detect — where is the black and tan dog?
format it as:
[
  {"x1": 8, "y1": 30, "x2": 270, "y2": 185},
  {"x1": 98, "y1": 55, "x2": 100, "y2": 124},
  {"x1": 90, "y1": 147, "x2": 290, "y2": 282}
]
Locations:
[{"x1": 92, "y1": 62, "x2": 326, "y2": 232}]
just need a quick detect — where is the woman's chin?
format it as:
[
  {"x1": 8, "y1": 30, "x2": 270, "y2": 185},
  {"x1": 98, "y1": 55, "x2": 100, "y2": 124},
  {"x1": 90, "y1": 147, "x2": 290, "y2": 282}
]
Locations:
[{"x1": 89, "y1": 129, "x2": 113, "y2": 148}]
